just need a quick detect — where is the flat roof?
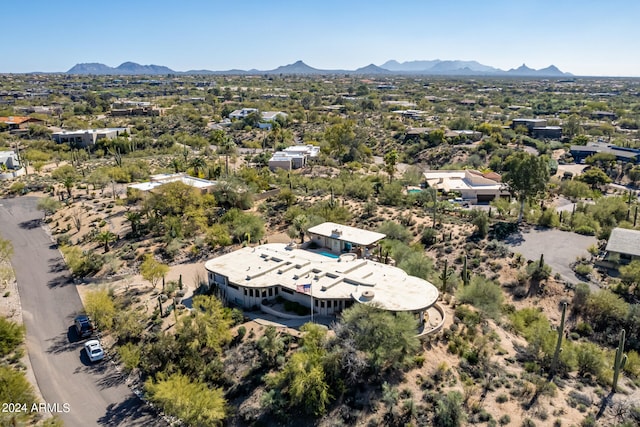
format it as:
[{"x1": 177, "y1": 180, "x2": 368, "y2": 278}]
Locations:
[
  {"x1": 128, "y1": 173, "x2": 217, "y2": 192},
  {"x1": 307, "y1": 222, "x2": 386, "y2": 246},
  {"x1": 606, "y1": 227, "x2": 640, "y2": 258},
  {"x1": 204, "y1": 244, "x2": 439, "y2": 312}
]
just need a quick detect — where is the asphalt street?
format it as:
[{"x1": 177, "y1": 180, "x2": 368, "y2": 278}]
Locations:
[{"x1": 0, "y1": 197, "x2": 163, "y2": 426}]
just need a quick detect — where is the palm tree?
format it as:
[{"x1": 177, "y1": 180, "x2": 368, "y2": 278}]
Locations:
[
  {"x1": 63, "y1": 176, "x2": 75, "y2": 199},
  {"x1": 96, "y1": 230, "x2": 117, "y2": 253},
  {"x1": 170, "y1": 157, "x2": 182, "y2": 173},
  {"x1": 218, "y1": 137, "x2": 236, "y2": 176},
  {"x1": 190, "y1": 156, "x2": 206, "y2": 177},
  {"x1": 125, "y1": 211, "x2": 142, "y2": 236}
]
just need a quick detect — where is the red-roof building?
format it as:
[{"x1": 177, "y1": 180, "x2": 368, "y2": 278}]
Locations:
[{"x1": 0, "y1": 116, "x2": 45, "y2": 130}]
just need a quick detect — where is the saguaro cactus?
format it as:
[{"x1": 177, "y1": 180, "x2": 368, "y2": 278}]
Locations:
[
  {"x1": 551, "y1": 302, "x2": 567, "y2": 375},
  {"x1": 439, "y1": 259, "x2": 453, "y2": 293},
  {"x1": 461, "y1": 255, "x2": 470, "y2": 287},
  {"x1": 612, "y1": 329, "x2": 628, "y2": 392}
]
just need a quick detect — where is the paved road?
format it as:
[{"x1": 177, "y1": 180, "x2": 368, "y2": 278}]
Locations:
[
  {"x1": 505, "y1": 226, "x2": 597, "y2": 286},
  {"x1": 0, "y1": 197, "x2": 162, "y2": 426}
]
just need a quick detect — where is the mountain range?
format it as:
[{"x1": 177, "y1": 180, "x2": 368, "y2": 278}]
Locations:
[{"x1": 66, "y1": 59, "x2": 572, "y2": 77}]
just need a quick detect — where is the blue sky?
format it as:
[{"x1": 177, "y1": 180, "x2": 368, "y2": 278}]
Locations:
[{"x1": 3, "y1": 0, "x2": 639, "y2": 76}]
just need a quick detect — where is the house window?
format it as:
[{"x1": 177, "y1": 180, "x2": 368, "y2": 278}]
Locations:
[
  {"x1": 262, "y1": 290, "x2": 267, "y2": 298},
  {"x1": 268, "y1": 288, "x2": 273, "y2": 297},
  {"x1": 321, "y1": 301, "x2": 325, "y2": 308}
]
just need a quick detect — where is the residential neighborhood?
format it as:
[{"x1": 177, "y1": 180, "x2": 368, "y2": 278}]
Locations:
[{"x1": 2, "y1": 19, "x2": 640, "y2": 426}]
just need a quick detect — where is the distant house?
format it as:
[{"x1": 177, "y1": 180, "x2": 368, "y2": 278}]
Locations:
[
  {"x1": 570, "y1": 142, "x2": 640, "y2": 164},
  {"x1": 268, "y1": 144, "x2": 320, "y2": 171},
  {"x1": 0, "y1": 150, "x2": 25, "y2": 180},
  {"x1": 603, "y1": 227, "x2": 640, "y2": 265},
  {"x1": 258, "y1": 111, "x2": 288, "y2": 129},
  {"x1": 229, "y1": 108, "x2": 258, "y2": 120},
  {"x1": 445, "y1": 129, "x2": 482, "y2": 142},
  {"x1": 511, "y1": 118, "x2": 562, "y2": 139},
  {"x1": 592, "y1": 111, "x2": 617, "y2": 120},
  {"x1": 52, "y1": 128, "x2": 129, "y2": 148},
  {"x1": 110, "y1": 100, "x2": 160, "y2": 117},
  {"x1": 0, "y1": 116, "x2": 44, "y2": 131},
  {"x1": 423, "y1": 169, "x2": 510, "y2": 203},
  {"x1": 127, "y1": 173, "x2": 217, "y2": 194}
]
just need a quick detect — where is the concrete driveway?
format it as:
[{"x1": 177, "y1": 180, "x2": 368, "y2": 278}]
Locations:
[
  {"x1": 0, "y1": 197, "x2": 163, "y2": 426},
  {"x1": 504, "y1": 226, "x2": 597, "y2": 285}
]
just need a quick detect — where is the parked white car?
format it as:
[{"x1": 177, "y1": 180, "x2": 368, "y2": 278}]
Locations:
[{"x1": 84, "y1": 339, "x2": 105, "y2": 362}]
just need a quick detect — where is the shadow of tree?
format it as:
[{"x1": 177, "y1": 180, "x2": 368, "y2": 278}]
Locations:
[
  {"x1": 46, "y1": 329, "x2": 83, "y2": 355},
  {"x1": 49, "y1": 258, "x2": 66, "y2": 273},
  {"x1": 18, "y1": 218, "x2": 41, "y2": 230},
  {"x1": 96, "y1": 366, "x2": 127, "y2": 390},
  {"x1": 48, "y1": 273, "x2": 73, "y2": 288},
  {"x1": 97, "y1": 395, "x2": 165, "y2": 427}
]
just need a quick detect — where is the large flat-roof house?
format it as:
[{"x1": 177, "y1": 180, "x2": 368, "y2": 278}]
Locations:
[
  {"x1": 307, "y1": 222, "x2": 386, "y2": 255},
  {"x1": 511, "y1": 118, "x2": 562, "y2": 139},
  {"x1": 570, "y1": 142, "x2": 640, "y2": 164},
  {"x1": 0, "y1": 150, "x2": 25, "y2": 180},
  {"x1": 204, "y1": 243, "x2": 439, "y2": 324},
  {"x1": 604, "y1": 227, "x2": 640, "y2": 265},
  {"x1": 268, "y1": 144, "x2": 320, "y2": 171},
  {"x1": 52, "y1": 128, "x2": 129, "y2": 148},
  {"x1": 424, "y1": 170, "x2": 510, "y2": 203},
  {"x1": 128, "y1": 173, "x2": 217, "y2": 194}
]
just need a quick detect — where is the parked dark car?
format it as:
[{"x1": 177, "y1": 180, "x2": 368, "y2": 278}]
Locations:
[{"x1": 74, "y1": 314, "x2": 95, "y2": 338}]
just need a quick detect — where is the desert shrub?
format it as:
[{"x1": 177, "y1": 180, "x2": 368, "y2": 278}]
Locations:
[
  {"x1": 117, "y1": 342, "x2": 141, "y2": 372},
  {"x1": 0, "y1": 317, "x2": 24, "y2": 357},
  {"x1": 457, "y1": 276, "x2": 504, "y2": 319},
  {"x1": 574, "y1": 263, "x2": 592, "y2": 277},
  {"x1": 574, "y1": 225, "x2": 596, "y2": 236},
  {"x1": 538, "y1": 209, "x2": 560, "y2": 227}
]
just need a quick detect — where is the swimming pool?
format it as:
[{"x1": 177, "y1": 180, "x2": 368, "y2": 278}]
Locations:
[
  {"x1": 407, "y1": 189, "x2": 422, "y2": 194},
  {"x1": 318, "y1": 251, "x2": 339, "y2": 259}
]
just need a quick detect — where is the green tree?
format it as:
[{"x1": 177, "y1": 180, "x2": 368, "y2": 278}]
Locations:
[
  {"x1": 84, "y1": 288, "x2": 116, "y2": 330},
  {"x1": 578, "y1": 167, "x2": 612, "y2": 190},
  {"x1": 51, "y1": 164, "x2": 78, "y2": 199},
  {"x1": 383, "y1": 149, "x2": 398, "y2": 183},
  {"x1": 205, "y1": 223, "x2": 232, "y2": 249},
  {"x1": 36, "y1": 197, "x2": 61, "y2": 219},
  {"x1": 457, "y1": 275, "x2": 504, "y2": 319},
  {"x1": 620, "y1": 260, "x2": 640, "y2": 294},
  {"x1": 140, "y1": 254, "x2": 169, "y2": 289},
  {"x1": 288, "y1": 214, "x2": 310, "y2": 243},
  {"x1": 257, "y1": 325, "x2": 286, "y2": 368},
  {"x1": 502, "y1": 152, "x2": 550, "y2": 222},
  {"x1": 337, "y1": 303, "x2": 420, "y2": 372},
  {"x1": 145, "y1": 372, "x2": 227, "y2": 426},
  {"x1": 0, "y1": 366, "x2": 37, "y2": 426},
  {"x1": 433, "y1": 391, "x2": 466, "y2": 427},
  {"x1": 222, "y1": 208, "x2": 265, "y2": 243}
]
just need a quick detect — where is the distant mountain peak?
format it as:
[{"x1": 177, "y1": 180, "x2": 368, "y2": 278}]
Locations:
[{"x1": 64, "y1": 59, "x2": 572, "y2": 76}]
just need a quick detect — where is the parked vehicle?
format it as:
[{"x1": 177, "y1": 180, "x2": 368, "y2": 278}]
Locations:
[
  {"x1": 84, "y1": 340, "x2": 105, "y2": 362},
  {"x1": 74, "y1": 314, "x2": 95, "y2": 338}
]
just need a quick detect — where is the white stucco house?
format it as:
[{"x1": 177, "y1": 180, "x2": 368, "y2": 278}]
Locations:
[
  {"x1": 268, "y1": 144, "x2": 320, "y2": 171},
  {"x1": 423, "y1": 169, "x2": 510, "y2": 203},
  {"x1": 0, "y1": 151, "x2": 26, "y2": 180}
]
